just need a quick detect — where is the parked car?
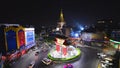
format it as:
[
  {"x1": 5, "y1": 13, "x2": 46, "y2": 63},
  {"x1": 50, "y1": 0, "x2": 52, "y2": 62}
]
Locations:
[{"x1": 97, "y1": 52, "x2": 107, "y2": 59}]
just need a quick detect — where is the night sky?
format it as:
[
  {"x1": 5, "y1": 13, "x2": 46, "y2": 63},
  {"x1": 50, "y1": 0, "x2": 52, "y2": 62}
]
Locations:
[{"x1": 0, "y1": 0, "x2": 120, "y2": 27}]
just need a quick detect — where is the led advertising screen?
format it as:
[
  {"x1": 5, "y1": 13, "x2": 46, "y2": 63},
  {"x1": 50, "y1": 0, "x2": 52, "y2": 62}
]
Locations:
[
  {"x1": 25, "y1": 28, "x2": 35, "y2": 49},
  {"x1": 6, "y1": 30, "x2": 17, "y2": 51}
]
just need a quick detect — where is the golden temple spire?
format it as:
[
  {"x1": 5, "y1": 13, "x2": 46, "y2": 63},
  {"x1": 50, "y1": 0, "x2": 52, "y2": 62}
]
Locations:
[
  {"x1": 57, "y1": 9, "x2": 66, "y2": 30},
  {"x1": 59, "y1": 9, "x2": 64, "y2": 22}
]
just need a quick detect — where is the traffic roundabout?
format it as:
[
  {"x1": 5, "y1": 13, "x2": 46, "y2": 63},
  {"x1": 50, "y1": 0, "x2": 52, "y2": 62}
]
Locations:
[{"x1": 48, "y1": 47, "x2": 81, "y2": 62}]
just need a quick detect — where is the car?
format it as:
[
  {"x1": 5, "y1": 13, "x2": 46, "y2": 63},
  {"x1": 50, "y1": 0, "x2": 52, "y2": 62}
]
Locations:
[
  {"x1": 32, "y1": 47, "x2": 38, "y2": 51},
  {"x1": 97, "y1": 53, "x2": 107, "y2": 59},
  {"x1": 28, "y1": 61, "x2": 35, "y2": 68},
  {"x1": 42, "y1": 58, "x2": 52, "y2": 65},
  {"x1": 63, "y1": 64, "x2": 73, "y2": 68},
  {"x1": 35, "y1": 51, "x2": 39, "y2": 56}
]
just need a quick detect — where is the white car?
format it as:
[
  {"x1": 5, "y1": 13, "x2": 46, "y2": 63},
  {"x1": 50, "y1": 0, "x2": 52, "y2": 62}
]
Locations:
[
  {"x1": 28, "y1": 61, "x2": 35, "y2": 68},
  {"x1": 42, "y1": 58, "x2": 52, "y2": 65},
  {"x1": 97, "y1": 53, "x2": 107, "y2": 58}
]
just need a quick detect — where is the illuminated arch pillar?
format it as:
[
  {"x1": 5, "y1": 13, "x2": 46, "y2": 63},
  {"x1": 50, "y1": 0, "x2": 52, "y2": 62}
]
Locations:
[
  {"x1": 62, "y1": 45, "x2": 67, "y2": 56},
  {"x1": 55, "y1": 41, "x2": 60, "y2": 52},
  {"x1": 55, "y1": 37, "x2": 68, "y2": 56}
]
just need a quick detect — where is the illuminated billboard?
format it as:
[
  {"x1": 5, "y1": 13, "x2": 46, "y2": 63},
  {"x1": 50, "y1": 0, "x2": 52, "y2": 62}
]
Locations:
[
  {"x1": 24, "y1": 28, "x2": 35, "y2": 49},
  {"x1": 18, "y1": 30, "x2": 25, "y2": 47},
  {"x1": 6, "y1": 30, "x2": 17, "y2": 51}
]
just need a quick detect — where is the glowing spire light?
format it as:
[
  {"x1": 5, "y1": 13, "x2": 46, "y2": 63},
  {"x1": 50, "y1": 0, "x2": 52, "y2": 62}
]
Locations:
[
  {"x1": 60, "y1": 9, "x2": 64, "y2": 22},
  {"x1": 57, "y1": 9, "x2": 66, "y2": 30}
]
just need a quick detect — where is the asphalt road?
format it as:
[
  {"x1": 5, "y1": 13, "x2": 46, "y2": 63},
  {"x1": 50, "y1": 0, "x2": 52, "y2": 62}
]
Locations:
[
  {"x1": 11, "y1": 45, "x2": 102, "y2": 68},
  {"x1": 37, "y1": 46, "x2": 102, "y2": 68},
  {"x1": 11, "y1": 49, "x2": 38, "y2": 68}
]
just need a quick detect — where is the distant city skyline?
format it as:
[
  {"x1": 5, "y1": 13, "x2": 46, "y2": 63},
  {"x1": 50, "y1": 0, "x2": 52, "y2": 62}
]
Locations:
[{"x1": 0, "y1": 0, "x2": 120, "y2": 27}]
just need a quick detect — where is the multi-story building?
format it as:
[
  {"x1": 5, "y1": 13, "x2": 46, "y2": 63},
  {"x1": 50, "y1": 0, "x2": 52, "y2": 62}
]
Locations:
[{"x1": 95, "y1": 19, "x2": 119, "y2": 37}]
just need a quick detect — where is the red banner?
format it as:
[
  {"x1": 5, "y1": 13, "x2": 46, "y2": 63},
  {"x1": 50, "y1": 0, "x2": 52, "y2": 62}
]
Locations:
[{"x1": 18, "y1": 31, "x2": 25, "y2": 47}]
